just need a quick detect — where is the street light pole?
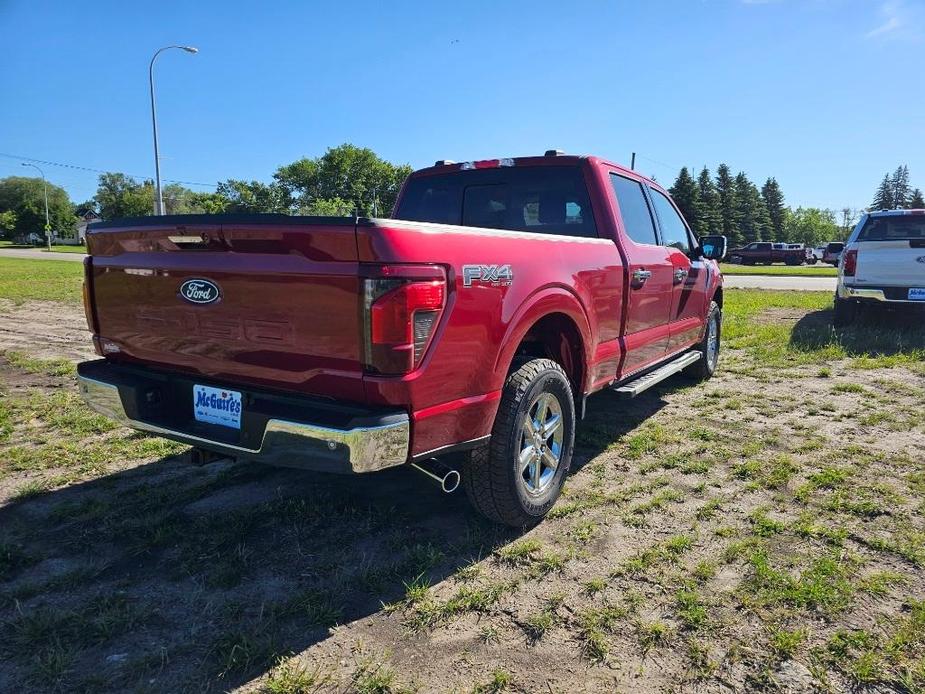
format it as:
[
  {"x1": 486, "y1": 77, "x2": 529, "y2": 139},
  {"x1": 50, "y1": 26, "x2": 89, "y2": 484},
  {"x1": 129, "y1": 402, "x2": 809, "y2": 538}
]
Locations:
[
  {"x1": 149, "y1": 45, "x2": 198, "y2": 216},
  {"x1": 21, "y1": 162, "x2": 51, "y2": 250}
]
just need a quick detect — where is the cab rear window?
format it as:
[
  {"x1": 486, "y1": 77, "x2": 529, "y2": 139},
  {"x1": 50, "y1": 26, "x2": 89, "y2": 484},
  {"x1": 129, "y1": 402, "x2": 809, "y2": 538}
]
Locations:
[
  {"x1": 857, "y1": 216, "x2": 925, "y2": 241},
  {"x1": 395, "y1": 166, "x2": 597, "y2": 238}
]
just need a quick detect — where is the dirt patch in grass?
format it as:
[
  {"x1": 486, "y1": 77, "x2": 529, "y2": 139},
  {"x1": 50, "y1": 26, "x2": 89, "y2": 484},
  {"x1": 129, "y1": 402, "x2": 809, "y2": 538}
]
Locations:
[
  {"x1": 0, "y1": 300, "x2": 96, "y2": 362},
  {"x1": 0, "y1": 291, "x2": 924, "y2": 692},
  {"x1": 748, "y1": 307, "x2": 810, "y2": 325}
]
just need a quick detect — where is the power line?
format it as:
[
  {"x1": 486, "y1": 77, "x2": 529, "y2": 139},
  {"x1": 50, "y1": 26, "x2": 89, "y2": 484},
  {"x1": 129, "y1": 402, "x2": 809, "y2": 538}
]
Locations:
[
  {"x1": 635, "y1": 153, "x2": 682, "y2": 174},
  {"x1": 0, "y1": 152, "x2": 218, "y2": 189}
]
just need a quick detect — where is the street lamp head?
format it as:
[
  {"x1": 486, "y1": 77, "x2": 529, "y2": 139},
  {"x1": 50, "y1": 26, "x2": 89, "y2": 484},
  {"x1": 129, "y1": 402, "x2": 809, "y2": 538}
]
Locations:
[{"x1": 181, "y1": 46, "x2": 199, "y2": 54}]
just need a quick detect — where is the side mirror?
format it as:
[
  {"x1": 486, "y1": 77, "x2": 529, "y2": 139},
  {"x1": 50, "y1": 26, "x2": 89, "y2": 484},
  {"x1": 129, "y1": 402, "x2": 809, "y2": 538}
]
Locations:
[{"x1": 699, "y1": 235, "x2": 727, "y2": 261}]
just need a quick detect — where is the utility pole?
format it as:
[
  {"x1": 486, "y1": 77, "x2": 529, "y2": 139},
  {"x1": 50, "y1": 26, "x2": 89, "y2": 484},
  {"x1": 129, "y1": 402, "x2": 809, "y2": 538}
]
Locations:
[{"x1": 21, "y1": 162, "x2": 51, "y2": 250}]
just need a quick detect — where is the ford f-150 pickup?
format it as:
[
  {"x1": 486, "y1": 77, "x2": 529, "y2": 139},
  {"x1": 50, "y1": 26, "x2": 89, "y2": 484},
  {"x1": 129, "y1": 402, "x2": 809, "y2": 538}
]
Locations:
[
  {"x1": 728, "y1": 241, "x2": 814, "y2": 266},
  {"x1": 834, "y1": 209, "x2": 925, "y2": 325},
  {"x1": 77, "y1": 152, "x2": 726, "y2": 526}
]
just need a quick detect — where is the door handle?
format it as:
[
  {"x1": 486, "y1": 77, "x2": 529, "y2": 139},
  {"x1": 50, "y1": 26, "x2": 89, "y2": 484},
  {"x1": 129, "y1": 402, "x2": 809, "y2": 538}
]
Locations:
[
  {"x1": 632, "y1": 268, "x2": 652, "y2": 285},
  {"x1": 673, "y1": 268, "x2": 689, "y2": 284}
]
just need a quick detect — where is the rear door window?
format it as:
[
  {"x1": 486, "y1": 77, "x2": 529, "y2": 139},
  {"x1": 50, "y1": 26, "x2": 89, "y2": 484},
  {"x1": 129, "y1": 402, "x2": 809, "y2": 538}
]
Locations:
[
  {"x1": 609, "y1": 174, "x2": 658, "y2": 246},
  {"x1": 395, "y1": 166, "x2": 597, "y2": 238}
]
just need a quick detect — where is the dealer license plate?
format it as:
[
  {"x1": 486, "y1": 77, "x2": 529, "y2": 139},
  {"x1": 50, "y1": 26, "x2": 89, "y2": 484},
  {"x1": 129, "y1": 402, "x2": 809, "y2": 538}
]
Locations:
[
  {"x1": 909, "y1": 288, "x2": 925, "y2": 301},
  {"x1": 193, "y1": 384, "x2": 242, "y2": 429}
]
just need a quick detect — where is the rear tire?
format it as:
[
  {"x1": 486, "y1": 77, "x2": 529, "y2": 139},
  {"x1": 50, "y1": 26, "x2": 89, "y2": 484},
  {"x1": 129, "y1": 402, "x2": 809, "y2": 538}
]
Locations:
[
  {"x1": 463, "y1": 358, "x2": 575, "y2": 527},
  {"x1": 833, "y1": 296, "x2": 857, "y2": 327},
  {"x1": 685, "y1": 301, "x2": 721, "y2": 381}
]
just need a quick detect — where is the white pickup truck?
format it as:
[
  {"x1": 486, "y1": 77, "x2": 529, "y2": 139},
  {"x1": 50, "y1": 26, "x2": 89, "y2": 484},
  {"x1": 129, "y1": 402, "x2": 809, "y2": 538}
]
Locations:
[{"x1": 834, "y1": 209, "x2": 925, "y2": 325}]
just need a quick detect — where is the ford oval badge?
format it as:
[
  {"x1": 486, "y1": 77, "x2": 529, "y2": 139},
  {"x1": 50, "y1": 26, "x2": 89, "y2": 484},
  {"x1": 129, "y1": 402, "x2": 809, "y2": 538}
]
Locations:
[{"x1": 179, "y1": 278, "x2": 221, "y2": 304}]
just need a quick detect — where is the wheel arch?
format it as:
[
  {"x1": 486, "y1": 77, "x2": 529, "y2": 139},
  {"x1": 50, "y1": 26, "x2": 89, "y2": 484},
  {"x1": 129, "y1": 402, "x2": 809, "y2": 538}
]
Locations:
[{"x1": 492, "y1": 288, "x2": 592, "y2": 399}]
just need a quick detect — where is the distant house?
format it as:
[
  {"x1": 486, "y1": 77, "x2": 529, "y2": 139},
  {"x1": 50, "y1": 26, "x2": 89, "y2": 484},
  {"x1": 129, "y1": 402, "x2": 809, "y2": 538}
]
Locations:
[{"x1": 74, "y1": 208, "x2": 101, "y2": 245}]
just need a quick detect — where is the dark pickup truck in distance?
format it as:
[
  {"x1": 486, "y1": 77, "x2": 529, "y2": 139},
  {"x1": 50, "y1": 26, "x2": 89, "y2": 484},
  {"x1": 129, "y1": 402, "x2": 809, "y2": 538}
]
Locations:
[
  {"x1": 78, "y1": 151, "x2": 726, "y2": 526},
  {"x1": 729, "y1": 241, "x2": 814, "y2": 266}
]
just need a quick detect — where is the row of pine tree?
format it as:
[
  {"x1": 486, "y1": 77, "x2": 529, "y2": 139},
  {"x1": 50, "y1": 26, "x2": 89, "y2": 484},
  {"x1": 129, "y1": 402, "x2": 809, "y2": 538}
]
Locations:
[
  {"x1": 870, "y1": 165, "x2": 924, "y2": 211},
  {"x1": 667, "y1": 164, "x2": 922, "y2": 248},
  {"x1": 668, "y1": 165, "x2": 792, "y2": 247}
]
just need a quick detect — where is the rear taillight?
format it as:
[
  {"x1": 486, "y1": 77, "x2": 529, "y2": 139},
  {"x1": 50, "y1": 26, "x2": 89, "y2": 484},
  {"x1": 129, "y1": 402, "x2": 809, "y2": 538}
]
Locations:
[
  {"x1": 842, "y1": 249, "x2": 858, "y2": 277},
  {"x1": 363, "y1": 268, "x2": 446, "y2": 374}
]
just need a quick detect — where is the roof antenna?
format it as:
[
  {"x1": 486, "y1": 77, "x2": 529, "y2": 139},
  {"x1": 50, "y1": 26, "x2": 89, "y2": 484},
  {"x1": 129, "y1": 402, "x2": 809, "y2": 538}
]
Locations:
[{"x1": 630, "y1": 152, "x2": 636, "y2": 170}]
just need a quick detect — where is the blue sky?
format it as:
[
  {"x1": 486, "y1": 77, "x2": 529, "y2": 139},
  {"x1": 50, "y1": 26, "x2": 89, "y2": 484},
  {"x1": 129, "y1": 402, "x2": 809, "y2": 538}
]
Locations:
[{"x1": 1, "y1": 0, "x2": 923, "y2": 210}]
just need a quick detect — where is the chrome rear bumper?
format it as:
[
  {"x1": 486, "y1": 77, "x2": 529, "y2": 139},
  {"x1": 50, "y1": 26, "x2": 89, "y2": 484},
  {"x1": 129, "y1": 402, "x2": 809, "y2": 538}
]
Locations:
[
  {"x1": 838, "y1": 285, "x2": 924, "y2": 304},
  {"x1": 77, "y1": 369, "x2": 410, "y2": 474}
]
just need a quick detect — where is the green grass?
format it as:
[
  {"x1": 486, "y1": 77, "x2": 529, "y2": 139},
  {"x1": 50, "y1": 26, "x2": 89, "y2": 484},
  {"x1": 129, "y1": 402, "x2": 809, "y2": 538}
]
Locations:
[
  {"x1": 263, "y1": 656, "x2": 326, "y2": 693},
  {"x1": 720, "y1": 262, "x2": 837, "y2": 277},
  {"x1": 0, "y1": 257, "x2": 84, "y2": 303},
  {"x1": 0, "y1": 241, "x2": 86, "y2": 254},
  {"x1": 4, "y1": 351, "x2": 76, "y2": 376},
  {"x1": 723, "y1": 289, "x2": 925, "y2": 369},
  {"x1": 43, "y1": 245, "x2": 87, "y2": 254}
]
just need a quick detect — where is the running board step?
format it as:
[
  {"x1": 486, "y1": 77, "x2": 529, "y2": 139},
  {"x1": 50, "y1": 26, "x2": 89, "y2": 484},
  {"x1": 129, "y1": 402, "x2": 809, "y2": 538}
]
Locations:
[{"x1": 612, "y1": 351, "x2": 702, "y2": 399}]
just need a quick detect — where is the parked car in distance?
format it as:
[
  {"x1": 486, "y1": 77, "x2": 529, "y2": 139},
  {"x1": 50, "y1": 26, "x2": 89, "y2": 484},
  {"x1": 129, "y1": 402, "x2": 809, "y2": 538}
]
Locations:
[
  {"x1": 728, "y1": 241, "x2": 814, "y2": 266},
  {"x1": 77, "y1": 151, "x2": 726, "y2": 526},
  {"x1": 823, "y1": 242, "x2": 845, "y2": 266},
  {"x1": 834, "y1": 209, "x2": 925, "y2": 325},
  {"x1": 812, "y1": 245, "x2": 828, "y2": 261},
  {"x1": 783, "y1": 243, "x2": 817, "y2": 264}
]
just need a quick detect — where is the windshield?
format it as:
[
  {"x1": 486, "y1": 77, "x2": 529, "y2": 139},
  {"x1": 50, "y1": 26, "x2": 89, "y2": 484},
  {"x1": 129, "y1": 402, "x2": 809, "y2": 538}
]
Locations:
[
  {"x1": 857, "y1": 216, "x2": 925, "y2": 242},
  {"x1": 394, "y1": 166, "x2": 597, "y2": 238}
]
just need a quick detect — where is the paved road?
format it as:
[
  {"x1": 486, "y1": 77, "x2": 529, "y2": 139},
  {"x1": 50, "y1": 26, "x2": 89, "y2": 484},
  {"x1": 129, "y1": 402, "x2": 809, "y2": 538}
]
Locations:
[
  {"x1": 0, "y1": 248, "x2": 86, "y2": 262},
  {"x1": 723, "y1": 274, "x2": 836, "y2": 292}
]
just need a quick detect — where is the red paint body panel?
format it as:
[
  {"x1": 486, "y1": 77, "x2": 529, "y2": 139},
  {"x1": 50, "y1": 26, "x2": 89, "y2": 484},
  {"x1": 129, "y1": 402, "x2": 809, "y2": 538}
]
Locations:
[{"x1": 85, "y1": 156, "x2": 722, "y2": 460}]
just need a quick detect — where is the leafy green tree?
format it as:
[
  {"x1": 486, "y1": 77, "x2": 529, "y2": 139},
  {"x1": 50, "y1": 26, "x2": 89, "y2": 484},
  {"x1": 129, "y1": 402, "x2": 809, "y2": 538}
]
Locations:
[
  {"x1": 94, "y1": 173, "x2": 154, "y2": 219},
  {"x1": 0, "y1": 210, "x2": 16, "y2": 239},
  {"x1": 839, "y1": 208, "x2": 858, "y2": 239},
  {"x1": 695, "y1": 167, "x2": 721, "y2": 237},
  {"x1": 0, "y1": 176, "x2": 75, "y2": 238},
  {"x1": 299, "y1": 197, "x2": 355, "y2": 216},
  {"x1": 668, "y1": 167, "x2": 699, "y2": 232},
  {"x1": 784, "y1": 207, "x2": 839, "y2": 247},
  {"x1": 910, "y1": 188, "x2": 925, "y2": 209},
  {"x1": 760, "y1": 178, "x2": 786, "y2": 242},
  {"x1": 891, "y1": 165, "x2": 911, "y2": 208},
  {"x1": 715, "y1": 164, "x2": 740, "y2": 246},
  {"x1": 871, "y1": 173, "x2": 893, "y2": 210},
  {"x1": 187, "y1": 191, "x2": 230, "y2": 214},
  {"x1": 161, "y1": 183, "x2": 202, "y2": 215},
  {"x1": 215, "y1": 179, "x2": 290, "y2": 213},
  {"x1": 275, "y1": 144, "x2": 412, "y2": 216}
]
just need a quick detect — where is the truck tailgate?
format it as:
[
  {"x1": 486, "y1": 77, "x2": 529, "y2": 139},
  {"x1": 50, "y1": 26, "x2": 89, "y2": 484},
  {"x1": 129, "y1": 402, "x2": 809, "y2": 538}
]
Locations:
[
  {"x1": 855, "y1": 240, "x2": 925, "y2": 287},
  {"x1": 87, "y1": 216, "x2": 367, "y2": 403}
]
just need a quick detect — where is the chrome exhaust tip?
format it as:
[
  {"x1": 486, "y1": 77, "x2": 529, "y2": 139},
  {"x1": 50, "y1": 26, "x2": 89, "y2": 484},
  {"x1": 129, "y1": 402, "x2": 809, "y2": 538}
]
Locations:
[{"x1": 410, "y1": 459, "x2": 460, "y2": 494}]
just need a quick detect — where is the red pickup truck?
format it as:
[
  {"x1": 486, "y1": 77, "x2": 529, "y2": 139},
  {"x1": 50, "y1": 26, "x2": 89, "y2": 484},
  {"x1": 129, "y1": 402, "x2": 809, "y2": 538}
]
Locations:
[{"x1": 77, "y1": 153, "x2": 726, "y2": 526}]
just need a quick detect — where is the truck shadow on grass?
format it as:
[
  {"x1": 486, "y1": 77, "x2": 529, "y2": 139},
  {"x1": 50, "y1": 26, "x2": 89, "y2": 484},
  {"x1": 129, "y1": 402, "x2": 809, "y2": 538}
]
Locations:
[
  {"x1": 573, "y1": 387, "x2": 672, "y2": 466},
  {"x1": 789, "y1": 307, "x2": 925, "y2": 356},
  {"x1": 0, "y1": 453, "x2": 522, "y2": 691},
  {"x1": 0, "y1": 374, "x2": 684, "y2": 692}
]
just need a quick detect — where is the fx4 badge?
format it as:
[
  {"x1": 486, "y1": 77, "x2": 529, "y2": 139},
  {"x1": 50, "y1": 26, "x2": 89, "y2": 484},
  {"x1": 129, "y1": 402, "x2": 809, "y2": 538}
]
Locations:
[{"x1": 462, "y1": 264, "x2": 513, "y2": 287}]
